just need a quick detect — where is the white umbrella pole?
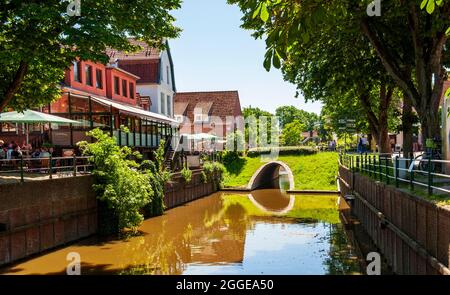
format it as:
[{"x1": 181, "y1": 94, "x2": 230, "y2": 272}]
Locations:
[{"x1": 26, "y1": 124, "x2": 29, "y2": 146}]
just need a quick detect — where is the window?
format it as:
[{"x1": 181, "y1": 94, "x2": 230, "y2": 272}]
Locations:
[
  {"x1": 85, "y1": 65, "x2": 93, "y2": 86},
  {"x1": 160, "y1": 93, "x2": 166, "y2": 115},
  {"x1": 175, "y1": 115, "x2": 183, "y2": 123},
  {"x1": 129, "y1": 83, "x2": 134, "y2": 99},
  {"x1": 166, "y1": 66, "x2": 170, "y2": 84},
  {"x1": 166, "y1": 95, "x2": 171, "y2": 117},
  {"x1": 114, "y1": 77, "x2": 120, "y2": 95},
  {"x1": 194, "y1": 107, "x2": 209, "y2": 122},
  {"x1": 95, "y1": 69, "x2": 103, "y2": 89},
  {"x1": 73, "y1": 61, "x2": 81, "y2": 82},
  {"x1": 122, "y1": 79, "x2": 128, "y2": 97}
]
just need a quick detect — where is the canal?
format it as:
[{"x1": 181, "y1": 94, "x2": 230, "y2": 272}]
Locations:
[{"x1": 1, "y1": 187, "x2": 372, "y2": 275}]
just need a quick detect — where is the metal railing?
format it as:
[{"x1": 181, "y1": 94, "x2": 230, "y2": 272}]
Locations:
[
  {"x1": 339, "y1": 152, "x2": 450, "y2": 196},
  {"x1": 0, "y1": 156, "x2": 92, "y2": 183}
]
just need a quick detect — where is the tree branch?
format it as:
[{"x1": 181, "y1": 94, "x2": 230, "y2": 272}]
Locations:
[{"x1": 360, "y1": 18, "x2": 421, "y2": 107}]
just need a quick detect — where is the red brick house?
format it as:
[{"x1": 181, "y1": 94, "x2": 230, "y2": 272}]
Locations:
[
  {"x1": 0, "y1": 58, "x2": 178, "y2": 157},
  {"x1": 174, "y1": 91, "x2": 243, "y2": 148}
]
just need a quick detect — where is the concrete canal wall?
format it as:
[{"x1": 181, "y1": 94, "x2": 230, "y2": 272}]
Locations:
[
  {"x1": 0, "y1": 176, "x2": 98, "y2": 267},
  {"x1": 339, "y1": 165, "x2": 450, "y2": 275},
  {"x1": 0, "y1": 170, "x2": 220, "y2": 267}
]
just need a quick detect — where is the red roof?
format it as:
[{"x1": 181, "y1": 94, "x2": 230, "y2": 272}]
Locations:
[
  {"x1": 117, "y1": 59, "x2": 160, "y2": 84},
  {"x1": 106, "y1": 39, "x2": 161, "y2": 62},
  {"x1": 106, "y1": 39, "x2": 161, "y2": 84},
  {"x1": 174, "y1": 91, "x2": 243, "y2": 122}
]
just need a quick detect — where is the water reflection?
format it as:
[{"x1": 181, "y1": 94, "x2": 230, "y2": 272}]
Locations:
[{"x1": 1, "y1": 190, "x2": 361, "y2": 275}]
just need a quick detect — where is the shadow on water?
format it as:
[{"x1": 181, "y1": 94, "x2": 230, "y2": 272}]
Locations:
[{"x1": 1, "y1": 188, "x2": 366, "y2": 275}]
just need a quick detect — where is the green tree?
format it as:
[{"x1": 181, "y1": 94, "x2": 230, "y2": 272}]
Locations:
[
  {"x1": 243, "y1": 106, "x2": 273, "y2": 146},
  {"x1": 275, "y1": 106, "x2": 319, "y2": 130},
  {"x1": 280, "y1": 119, "x2": 305, "y2": 146},
  {"x1": 228, "y1": 0, "x2": 449, "y2": 145},
  {"x1": 0, "y1": 0, "x2": 181, "y2": 111}
]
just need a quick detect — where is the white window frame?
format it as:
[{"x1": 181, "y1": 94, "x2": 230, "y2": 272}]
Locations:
[
  {"x1": 175, "y1": 115, "x2": 183, "y2": 123},
  {"x1": 160, "y1": 93, "x2": 166, "y2": 115}
]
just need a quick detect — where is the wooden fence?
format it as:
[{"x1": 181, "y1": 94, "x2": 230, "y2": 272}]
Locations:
[{"x1": 339, "y1": 165, "x2": 450, "y2": 275}]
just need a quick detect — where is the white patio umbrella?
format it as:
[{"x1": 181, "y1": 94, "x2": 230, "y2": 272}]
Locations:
[{"x1": 0, "y1": 110, "x2": 80, "y2": 145}]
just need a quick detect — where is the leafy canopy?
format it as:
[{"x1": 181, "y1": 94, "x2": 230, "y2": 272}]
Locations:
[{"x1": 0, "y1": 0, "x2": 181, "y2": 110}]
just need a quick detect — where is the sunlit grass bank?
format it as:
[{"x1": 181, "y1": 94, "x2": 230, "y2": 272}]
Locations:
[{"x1": 223, "y1": 152, "x2": 339, "y2": 191}]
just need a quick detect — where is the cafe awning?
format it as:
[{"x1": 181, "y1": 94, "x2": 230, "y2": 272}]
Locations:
[
  {"x1": 89, "y1": 95, "x2": 179, "y2": 125},
  {"x1": 0, "y1": 110, "x2": 80, "y2": 124}
]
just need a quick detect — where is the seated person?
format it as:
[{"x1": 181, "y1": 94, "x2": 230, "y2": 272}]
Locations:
[
  {"x1": 39, "y1": 148, "x2": 50, "y2": 158},
  {"x1": 31, "y1": 148, "x2": 41, "y2": 158}
]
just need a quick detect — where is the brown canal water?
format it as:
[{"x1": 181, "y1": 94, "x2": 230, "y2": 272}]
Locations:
[{"x1": 1, "y1": 190, "x2": 364, "y2": 275}]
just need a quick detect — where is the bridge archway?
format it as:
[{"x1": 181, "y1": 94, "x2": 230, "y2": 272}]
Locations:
[
  {"x1": 247, "y1": 190, "x2": 295, "y2": 215},
  {"x1": 247, "y1": 161, "x2": 295, "y2": 191}
]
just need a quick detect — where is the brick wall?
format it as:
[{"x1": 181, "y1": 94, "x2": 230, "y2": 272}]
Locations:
[
  {"x1": 0, "y1": 176, "x2": 97, "y2": 267},
  {"x1": 0, "y1": 170, "x2": 221, "y2": 267},
  {"x1": 164, "y1": 170, "x2": 219, "y2": 209},
  {"x1": 339, "y1": 165, "x2": 450, "y2": 275}
]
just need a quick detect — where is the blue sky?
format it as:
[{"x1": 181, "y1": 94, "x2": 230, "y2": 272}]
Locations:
[{"x1": 170, "y1": 0, "x2": 323, "y2": 115}]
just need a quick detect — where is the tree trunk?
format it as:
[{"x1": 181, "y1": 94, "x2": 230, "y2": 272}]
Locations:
[
  {"x1": 0, "y1": 61, "x2": 28, "y2": 111},
  {"x1": 419, "y1": 110, "x2": 441, "y2": 144},
  {"x1": 402, "y1": 92, "x2": 414, "y2": 158},
  {"x1": 377, "y1": 84, "x2": 392, "y2": 154}
]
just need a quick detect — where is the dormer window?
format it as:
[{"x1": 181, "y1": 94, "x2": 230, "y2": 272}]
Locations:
[
  {"x1": 194, "y1": 107, "x2": 209, "y2": 123},
  {"x1": 96, "y1": 69, "x2": 103, "y2": 89},
  {"x1": 73, "y1": 61, "x2": 82, "y2": 82},
  {"x1": 122, "y1": 79, "x2": 128, "y2": 97},
  {"x1": 114, "y1": 77, "x2": 120, "y2": 95},
  {"x1": 85, "y1": 65, "x2": 93, "y2": 86}
]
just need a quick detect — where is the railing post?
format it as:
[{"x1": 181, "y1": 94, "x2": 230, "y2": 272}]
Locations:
[
  {"x1": 49, "y1": 155, "x2": 53, "y2": 179},
  {"x1": 410, "y1": 155, "x2": 414, "y2": 191},
  {"x1": 428, "y1": 157, "x2": 433, "y2": 196},
  {"x1": 385, "y1": 156, "x2": 389, "y2": 185},
  {"x1": 73, "y1": 155, "x2": 77, "y2": 177},
  {"x1": 395, "y1": 156, "x2": 399, "y2": 188},
  {"x1": 365, "y1": 154, "x2": 368, "y2": 175},
  {"x1": 20, "y1": 156, "x2": 24, "y2": 183},
  {"x1": 368, "y1": 155, "x2": 372, "y2": 177},
  {"x1": 378, "y1": 155, "x2": 382, "y2": 182},
  {"x1": 356, "y1": 155, "x2": 360, "y2": 172}
]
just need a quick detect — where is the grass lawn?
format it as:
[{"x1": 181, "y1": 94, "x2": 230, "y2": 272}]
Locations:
[{"x1": 223, "y1": 152, "x2": 339, "y2": 191}]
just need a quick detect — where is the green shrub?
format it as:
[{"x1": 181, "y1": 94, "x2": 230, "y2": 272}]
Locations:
[
  {"x1": 247, "y1": 146, "x2": 318, "y2": 157},
  {"x1": 203, "y1": 161, "x2": 226, "y2": 188},
  {"x1": 141, "y1": 140, "x2": 170, "y2": 217},
  {"x1": 200, "y1": 171, "x2": 207, "y2": 183},
  {"x1": 78, "y1": 128, "x2": 153, "y2": 232},
  {"x1": 181, "y1": 163, "x2": 193, "y2": 183}
]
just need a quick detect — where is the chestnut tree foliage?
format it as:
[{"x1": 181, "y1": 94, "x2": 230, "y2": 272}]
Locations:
[
  {"x1": 0, "y1": 0, "x2": 181, "y2": 111},
  {"x1": 228, "y1": 0, "x2": 449, "y2": 144}
]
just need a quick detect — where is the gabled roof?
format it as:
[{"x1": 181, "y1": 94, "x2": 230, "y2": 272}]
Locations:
[
  {"x1": 106, "y1": 39, "x2": 176, "y2": 92},
  {"x1": 106, "y1": 39, "x2": 161, "y2": 62},
  {"x1": 174, "y1": 101, "x2": 189, "y2": 116},
  {"x1": 174, "y1": 91, "x2": 243, "y2": 122}
]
